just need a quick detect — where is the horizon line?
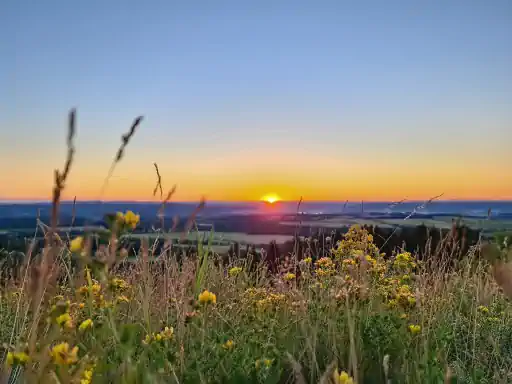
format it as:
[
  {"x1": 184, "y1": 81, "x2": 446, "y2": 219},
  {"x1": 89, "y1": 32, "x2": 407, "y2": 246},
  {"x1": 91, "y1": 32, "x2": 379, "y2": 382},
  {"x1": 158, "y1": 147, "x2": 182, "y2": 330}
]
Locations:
[{"x1": 1, "y1": 198, "x2": 511, "y2": 204}]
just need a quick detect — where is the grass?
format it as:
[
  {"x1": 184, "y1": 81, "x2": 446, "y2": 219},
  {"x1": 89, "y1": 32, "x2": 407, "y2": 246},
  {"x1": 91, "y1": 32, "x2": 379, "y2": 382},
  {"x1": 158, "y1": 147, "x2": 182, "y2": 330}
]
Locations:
[
  {"x1": 1, "y1": 111, "x2": 511, "y2": 383},
  {"x1": 1, "y1": 223, "x2": 511, "y2": 383}
]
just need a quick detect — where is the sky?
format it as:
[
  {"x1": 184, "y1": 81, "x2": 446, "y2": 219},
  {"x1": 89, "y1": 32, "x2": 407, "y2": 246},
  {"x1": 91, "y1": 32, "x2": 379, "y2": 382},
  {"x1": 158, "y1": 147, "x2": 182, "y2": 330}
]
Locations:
[{"x1": 1, "y1": 1, "x2": 511, "y2": 202}]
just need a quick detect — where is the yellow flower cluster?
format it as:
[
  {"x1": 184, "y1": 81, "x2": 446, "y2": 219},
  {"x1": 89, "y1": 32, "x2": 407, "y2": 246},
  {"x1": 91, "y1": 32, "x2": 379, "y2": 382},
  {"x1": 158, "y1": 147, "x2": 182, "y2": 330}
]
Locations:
[
  {"x1": 283, "y1": 272, "x2": 296, "y2": 281},
  {"x1": 333, "y1": 369, "x2": 354, "y2": 384},
  {"x1": 198, "y1": 290, "x2": 217, "y2": 305},
  {"x1": 55, "y1": 312, "x2": 74, "y2": 329},
  {"x1": 408, "y1": 324, "x2": 421, "y2": 335},
  {"x1": 393, "y1": 252, "x2": 417, "y2": 271},
  {"x1": 228, "y1": 267, "x2": 243, "y2": 277},
  {"x1": 222, "y1": 339, "x2": 235, "y2": 351},
  {"x1": 70, "y1": 236, "x2": 84, "y2": 253},
  {"x1": 77, "y1": 282, "x2": 107, "y2": 308},
  {"x1": 110, "y1": 277, "x2": 130, "y2": 291},
  {"x1": 333, "y1": 225, "x2": 378, "y2": 259},
  {"x1": 79, "y1": 318, "x2": 94, "y2": 332},
  {"x1": 6, "y1": 351, "x2": 30, "y2": 367},
  {"x1": 315, "y1": 257, "x2": 335, "y2": 276},
  {"x1": 244, "y1": 287, "x2": 286, "y2": 311},
  {"x1": 116, "y1": 210, "x2": 140, "y2": 229},
  {"x1": 143, "y1": 326, "x2": 174, "y2": 344},
  {"x1": 81, "y1": 366, "x2": 94, "y2": 384},
  {"x1": 50, "y1": 342, "x2": 79, "y2": 365},
  {"x1": 255, "y1": 358, "x2": 273, "y2": 370}
]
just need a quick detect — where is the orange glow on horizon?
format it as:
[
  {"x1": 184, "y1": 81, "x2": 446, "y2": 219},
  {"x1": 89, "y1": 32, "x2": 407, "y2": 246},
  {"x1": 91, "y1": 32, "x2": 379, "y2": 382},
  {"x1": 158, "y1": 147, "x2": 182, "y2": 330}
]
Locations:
[{"x1": 261, "y1": 194, "x2": 281, "y2": 204}]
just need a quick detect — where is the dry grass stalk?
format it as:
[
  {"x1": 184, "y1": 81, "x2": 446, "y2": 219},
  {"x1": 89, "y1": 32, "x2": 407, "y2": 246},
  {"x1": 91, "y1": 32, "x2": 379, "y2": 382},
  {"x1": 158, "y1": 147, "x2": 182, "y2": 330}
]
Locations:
[
  {"x1": 100, "y1": 115, "x2": 143, "y2": 197},
  {"x1": 153, "y1": 162, "x2": 163, "y2": 198},
  {"x1": 28, "y1": 109, "x2": 76, "y2": 352},
  {"x1": 158, "y1": 185, "x2": 177, "y2": 230},
  {"x1": 182, "y1": 198, "x2": 206, "y2": 240}
]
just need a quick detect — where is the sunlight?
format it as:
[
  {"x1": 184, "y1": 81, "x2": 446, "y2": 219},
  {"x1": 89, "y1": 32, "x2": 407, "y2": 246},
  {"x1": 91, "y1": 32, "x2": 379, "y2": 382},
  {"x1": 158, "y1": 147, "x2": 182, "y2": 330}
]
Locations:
[{"x1": 261, "y1": 194, "x2": 281, "y2": 204}]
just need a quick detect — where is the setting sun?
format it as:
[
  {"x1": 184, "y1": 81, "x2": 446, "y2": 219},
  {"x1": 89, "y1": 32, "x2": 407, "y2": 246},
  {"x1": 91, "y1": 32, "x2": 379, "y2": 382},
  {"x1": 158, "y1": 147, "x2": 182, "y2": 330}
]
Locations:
[{"x1": 261, "y1": 194, "x2": 281, "y2": 204}]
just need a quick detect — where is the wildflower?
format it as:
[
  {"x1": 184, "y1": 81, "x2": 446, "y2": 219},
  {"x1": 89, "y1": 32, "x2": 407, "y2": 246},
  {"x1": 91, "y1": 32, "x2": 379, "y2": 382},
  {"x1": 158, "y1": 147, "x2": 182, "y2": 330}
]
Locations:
[
  {"x1": 91, "y1": 284, "x2": 101, "y2": 295},
  {"x1": 124, "y1": 210, "x2": 140, "y2": 229},
  {"x1": 161, "y1": 326, "x2": 174, "y2": 340},
  {"x1": 478, "y1": 305, "x2": 489, "y2": 313},
  {"x1": 143, "y1": 334, "x2": 152, "y2": 345},
  {"x1": 56, "y1": 313, "x2": 73, "y2": 329},
  {"x1": 303, "y1": 257, "x2": 312, "y2": 264},
  {"x1": 5, "y1": 351, "x2": 30, "y2": 367},
  {"x1": 110, "y1": 277, "x2": 129, "y2": 291},
  {"x1": 50, "y1": 342, "x2": 79, "y2": 365},
  {"x1": 115, "y1": 212, "x2": 125, "y2": 223},
  {"x1": 333, "y1": 369, "x2": 354, "y2": 384},
  {"x1": 408, "y1": 324, "x2": 421, "y2": 335},
  {"x1": 229, "y1": 267, "x2": 242, "y2": 277},
  {"x1": 284, "y1": 272, "x2": 296, "y2": 281},
  {"x1": 78, "y1": 303, "x2": 85, "y2": 309},
  {"x1": 79, "y1": 319, "x2": 94, "y2": 332},
  {"x1": 255, "y1": 358, "x2": 273, "y2": 370},
  {"x1": 198, "y1": 290, "x2": 217, "y2": 305},
  {"x1": 70, "y1": 237, "x2": 84, "y2": 252},
  {"x1": 116, "y1": 295, "x2": 130, "y2": 303},
  {"x1": 316, "y1": 257, "x2": 334, "y2": 268},
  {"x1": 222, "y1": 339, "x2": 235, "y2": 351},
  {"x1": 81, "y1": 367, "x2": 94, "y2": 384},
  {"x1": 394, "y1": 252, "x2": 417, "y2": 270}
]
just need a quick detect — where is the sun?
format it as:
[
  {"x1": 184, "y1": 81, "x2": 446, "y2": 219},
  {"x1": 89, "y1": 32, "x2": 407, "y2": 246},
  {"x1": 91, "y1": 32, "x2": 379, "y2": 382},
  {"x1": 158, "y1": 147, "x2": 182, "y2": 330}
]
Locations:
[{"x1": 261, "y1": 194, "x2": 281, "y2": 204}]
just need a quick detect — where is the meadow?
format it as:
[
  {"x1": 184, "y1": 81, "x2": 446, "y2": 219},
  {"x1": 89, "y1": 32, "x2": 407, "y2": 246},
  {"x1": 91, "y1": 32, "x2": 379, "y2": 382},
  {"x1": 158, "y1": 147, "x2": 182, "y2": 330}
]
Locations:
[{"x1": 1, "y1": 111, "x2": 512, "y2": 383}]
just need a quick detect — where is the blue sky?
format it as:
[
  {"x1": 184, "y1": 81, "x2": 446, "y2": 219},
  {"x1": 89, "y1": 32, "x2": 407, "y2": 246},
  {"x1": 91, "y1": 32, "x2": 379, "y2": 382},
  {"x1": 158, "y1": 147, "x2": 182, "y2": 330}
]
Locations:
[{"x1": 1, "y1": 1, "x2": 511, "y2": 201}]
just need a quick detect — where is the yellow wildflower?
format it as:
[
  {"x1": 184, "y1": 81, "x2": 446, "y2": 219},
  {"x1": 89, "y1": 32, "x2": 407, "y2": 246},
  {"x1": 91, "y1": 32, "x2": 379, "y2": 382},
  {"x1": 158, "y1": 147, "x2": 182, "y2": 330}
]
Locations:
[
  {"x1": 478, "y1": 305, "x2": 489, "y2": 313},
  {"x1": 229, "y1": 267, "x2": 243, "y2": 277},
  {"x1": 222, "y1": 339, "x2": 235, "y2": 351},
  {"x1": 50, "y1": 342, "x2": 79, "y2": 365},
  {"x1": 303, "y1": 257, "x2": 312, "y2": 264},
  {"x1": 55, "y1": 313, "x2": 73, "y2": 329},
  {"x1": 198, "y1": 290, "x2": 217, "y2": 305},
  {"x1": 70, "y1": 237, "x2": 84, "y2": 252},
  {"x1": 124, "y1": 210, "x2": 140, "y2": 229},
  {"x1": 116, "y1": 295, "x2": 130, "y2": 303},
  {"x1": 333, "y1": 369, "x2": 354, "y2": 384},
  {"x1": 283, "y1": 272, "x2": 296, "y2": 281},
  {"x1": 81, "y1": 367, "x2": 94, "y2": 384},
  {"x1": 115, "y1": 212, "x2": 125, "y2": 223},
  {"x1": 143, "y1": 334, "x2": 152, "y2": 345},
  {"x1": 110, "y1": 277, "x2": 129, "y2": 291},
  {"x1": 255, "y1": 358, "x2": 273, "y2": 369},
  {"x1": 161, "y1": 326, "x2": 174, "y2": 340},
  {"x1": 408, "y1": 324, "x2": 421, "y2": 335},
  {"x1": 5, "y1": 351, "x2": 30, "y2": 367},
  {"x1": 79, "y1": 319, "x2": 94, "y2": 332}
]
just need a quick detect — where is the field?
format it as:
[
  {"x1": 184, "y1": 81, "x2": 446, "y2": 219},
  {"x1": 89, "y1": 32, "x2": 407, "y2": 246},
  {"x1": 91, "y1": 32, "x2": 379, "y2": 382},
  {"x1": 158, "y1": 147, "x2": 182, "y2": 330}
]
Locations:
[
  {"x1": 1, "y1": 219, "x2": 512, "y2": 383},
  {"x1": 1, "y1": 113, "x2": 511, "y2": 383}
]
